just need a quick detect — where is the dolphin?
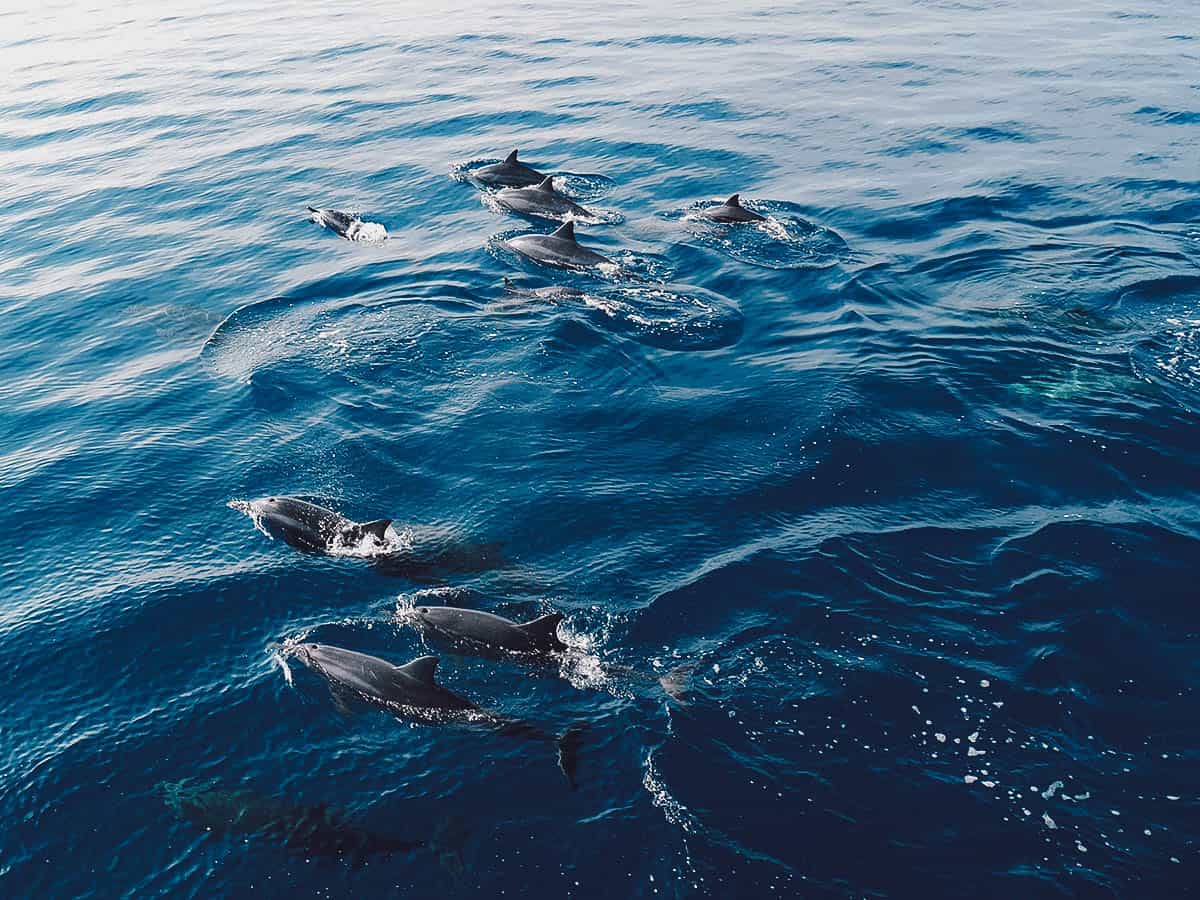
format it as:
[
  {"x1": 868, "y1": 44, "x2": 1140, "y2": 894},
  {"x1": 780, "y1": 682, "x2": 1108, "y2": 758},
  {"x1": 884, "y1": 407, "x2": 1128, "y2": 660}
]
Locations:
[
  {"x1": 472, "y1": 149, "x2": 547, "y2": 188},
  {"x1": 295, "y1": 645, "x2": 476, "y2": 712},
  {"x1": 699, "y1": 193, "x2": 765, "y2": 223},
  {"x1": 404, "y1": 604, "x2": 693, "y2": 705},
  {"x1": 160, "y1": 779, "x2": 429, "y2": 864},
  {"x1": 495, "y1": 176, "x2": 593, "y2": 221},
  {"x1": 233, "y1": 496, "x2": 392, "y2": 554},
  {"x1": 505, "y1": 220, "x2": 612, "y2": 270},
  {"x1": 292, "y1": 643, "x2": 584, "y2": 787},
  {"x1": 307, "y1": 206, "x2": 386, "y2": 241},
  {"x1": 413, "y1": 606, "x2": 567, "y2": 656}
]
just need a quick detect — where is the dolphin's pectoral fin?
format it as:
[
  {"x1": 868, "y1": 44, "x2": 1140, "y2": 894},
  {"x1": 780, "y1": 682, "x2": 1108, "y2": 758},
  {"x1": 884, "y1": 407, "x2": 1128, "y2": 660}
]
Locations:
[
  {"x1": 518, "y1": 612, "x2": 565, "y2": 650},
  {"x1": 556, "y1": 723, "x2": 586, "y2": 790},
  {"x1": 550, "y1": 219, "x2": 576, "y2": 241},
  {"x1": 536, "y1": 175, "x2": 555, "y2": 192},
  {"x1": 397, "y1": 655, "x2": 439, "y2": 684},
  {"x1": 328, "y1": 686, "x2": 356, "y2": 717},
  {"x1": 504, "y1": 149, "x2": 519, "y2": 164}
]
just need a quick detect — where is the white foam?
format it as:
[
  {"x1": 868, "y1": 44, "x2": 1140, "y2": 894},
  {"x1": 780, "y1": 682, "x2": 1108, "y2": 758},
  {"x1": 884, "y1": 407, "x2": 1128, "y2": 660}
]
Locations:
[
  {"x1": 272, "y1": 651, "x2": 293, "y2": 686},
  {"x1": 346, "y1": 219, "x2": 388, "y2": 243}
]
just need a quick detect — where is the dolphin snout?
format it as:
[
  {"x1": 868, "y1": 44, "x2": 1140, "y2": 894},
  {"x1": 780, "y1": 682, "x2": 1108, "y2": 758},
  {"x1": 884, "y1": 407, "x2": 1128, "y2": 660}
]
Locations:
[{"x1": 292, "y1": 643, "x2": 321, "y2": 666}]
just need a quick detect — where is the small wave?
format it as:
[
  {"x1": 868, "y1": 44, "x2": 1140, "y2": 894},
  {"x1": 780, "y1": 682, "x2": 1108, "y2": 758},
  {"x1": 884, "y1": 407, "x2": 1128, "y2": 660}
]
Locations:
[
  {"x1": 679, "y1": 200, "x2": 848, "y2": 270},
  {"x1": 550, "y1": 172, "x2": 615, "y2": 203},
  {"x1": 580, "y1": 285, "x2": 742, "y2": 351},
  {"x1": 1131, "y1": 318, "x2": 1200, "y2": 412},
  {"x1": 202, "y1": 296, "x2": 345, "y2": 383},
  {"x1": 501, "y1": 280, "x2": 741, "y2": 351},
  {"x1": 643, "y1": 749, "x2": 701, "y2": 834}
]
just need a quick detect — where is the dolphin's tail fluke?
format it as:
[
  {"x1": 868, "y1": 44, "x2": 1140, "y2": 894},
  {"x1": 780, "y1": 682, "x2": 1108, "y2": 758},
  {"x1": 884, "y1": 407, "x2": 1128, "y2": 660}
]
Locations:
[{"x1": 556, "y1": 722, "x2": 586, "y2": 790}]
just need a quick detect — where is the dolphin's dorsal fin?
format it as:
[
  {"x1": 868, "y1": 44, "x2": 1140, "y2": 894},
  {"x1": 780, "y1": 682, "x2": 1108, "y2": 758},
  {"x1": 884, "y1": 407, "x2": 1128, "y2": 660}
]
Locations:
[
  {"x1": 398, "y1": 655, "x2": 439, "y2": 684},
  {"x1": 551, "y1": 220, "x2": 576, "y2": 241},
  {"x1": 504, "y1": 149, "x2": 519, "y2": 164},
  {"x1": 340, "y1": 519, "x2": 392, "y2": 543},
  {"x1": 518, "y1": 612, "x2": 565, "y2": 647},
  {"x1": 359, "y1": 519, "x2": 391, "y2": 541},
  {"x1": 724, "y1": 193, "x2": 741, "y2": 207},
  {"x1": 536, "y1": 175, "x2": 555, "y2": 192}
]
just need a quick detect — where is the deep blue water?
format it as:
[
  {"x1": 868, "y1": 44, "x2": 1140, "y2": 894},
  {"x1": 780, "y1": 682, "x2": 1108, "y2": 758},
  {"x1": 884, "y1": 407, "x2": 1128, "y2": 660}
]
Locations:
[{"x1": 2, "y1": 1, "x2": 1199, "y2": 896}]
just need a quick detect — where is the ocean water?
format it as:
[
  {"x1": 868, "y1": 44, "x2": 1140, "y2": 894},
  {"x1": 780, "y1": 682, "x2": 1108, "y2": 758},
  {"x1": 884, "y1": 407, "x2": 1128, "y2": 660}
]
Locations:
[{"x1": 2, "y1": 0, "x2": 1198, "y2": 896}]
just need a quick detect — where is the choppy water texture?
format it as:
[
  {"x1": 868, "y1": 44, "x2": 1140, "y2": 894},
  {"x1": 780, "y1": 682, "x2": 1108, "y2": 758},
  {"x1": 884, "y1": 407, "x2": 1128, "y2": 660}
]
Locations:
[{"x1": 2, "y1": 1, "x2": 1199, "y2": 897}]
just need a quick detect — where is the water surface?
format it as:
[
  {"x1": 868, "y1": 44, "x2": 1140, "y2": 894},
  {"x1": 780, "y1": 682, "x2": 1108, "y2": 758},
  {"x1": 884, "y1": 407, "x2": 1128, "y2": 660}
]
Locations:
[{"x1": 2, "y1": 1, "x2": 1199, "y2": 896}]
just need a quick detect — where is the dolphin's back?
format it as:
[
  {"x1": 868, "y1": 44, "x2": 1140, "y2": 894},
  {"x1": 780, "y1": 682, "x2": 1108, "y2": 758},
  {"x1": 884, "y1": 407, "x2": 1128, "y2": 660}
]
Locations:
[
  {"x1": 418, "y1": 606, "x2": 564, "y2": 653},
  {"x1": 508, "y1": 234, "x2": 610, "y2": 269}
]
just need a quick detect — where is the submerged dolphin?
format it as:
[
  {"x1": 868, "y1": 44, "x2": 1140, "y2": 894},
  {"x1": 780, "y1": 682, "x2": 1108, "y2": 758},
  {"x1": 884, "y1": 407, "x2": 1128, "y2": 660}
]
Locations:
[
  {"x1": 161, "y1": 779, "x2": 429, "y2": 864},
  {"x1": 234, "y1": 496, "x2": 392, "y2": 553},
  {"x1": 414, "y1": 606, "x2": 567, "y2": 655},
  {"x1": 292, "y1": 643, "x2": 583, "y2": 786},
  {"x1": 495, "y1": 176, "x2": 593, "y2": 221},
  {"x1": 473, "y1": 149, "x2": 547, "y2": 188},
  {"x1": 506, "y1": 220, "x2": 612, "y2": 270},
  {"x1": 699, "y1": 193, "x2": 765, "y2": 223}
]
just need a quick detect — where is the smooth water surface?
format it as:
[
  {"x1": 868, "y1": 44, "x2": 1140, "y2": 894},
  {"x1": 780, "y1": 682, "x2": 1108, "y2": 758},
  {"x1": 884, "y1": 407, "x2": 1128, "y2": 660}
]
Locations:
[{"x1": 2, "y1": 1, "x2": 1198, "y2": 896}]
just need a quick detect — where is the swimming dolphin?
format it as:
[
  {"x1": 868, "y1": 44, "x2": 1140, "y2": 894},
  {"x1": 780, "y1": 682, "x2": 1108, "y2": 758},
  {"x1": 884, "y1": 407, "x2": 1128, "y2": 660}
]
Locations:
[
  {"x1": 473, "y1": 149, "x2": 547, "y2": 188},
  {"x1": 295, "y1": 644, "x2": 476, "y2": 711},
  {"x1": 404, "y1": 603, "x2": 692, "y2": 705},
  {"x1": 506, "y1": 220, "x2": 612, "y2": 270},
  {"x1": 160, "y1": 779, "x2": 428, "y2": 864},
  {"x1": 495, "y1": 176, "x2": 593, "y2": 221},
  {"x1": 233, "y1": 496, "x2": 392, "y2": 554},
  {"x1": 413, "y1": 606, "x2": 567, "y2": 655},
  {"x1": 699, "y1": 194, "x2": 765, "y2": 223},
  {"x1": 308, "y1": 206, "x2": 385, "y2": 241},
  {"x1": 293, "y1": 643, "x2": 584, "y2": 786}
]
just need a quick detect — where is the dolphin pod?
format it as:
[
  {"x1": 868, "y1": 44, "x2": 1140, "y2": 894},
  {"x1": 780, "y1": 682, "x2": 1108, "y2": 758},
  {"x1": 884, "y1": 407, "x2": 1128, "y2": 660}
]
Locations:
[{"x1": 205, "y1": 146, "x2": 780, "y2": 834}]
